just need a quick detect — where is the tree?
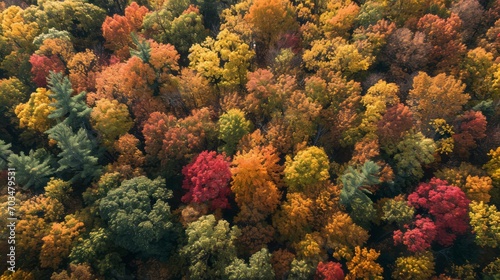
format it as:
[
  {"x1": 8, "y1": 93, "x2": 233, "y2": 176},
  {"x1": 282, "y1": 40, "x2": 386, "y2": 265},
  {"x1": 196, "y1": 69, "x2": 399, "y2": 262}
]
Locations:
[
  {"x1": 393, "y1": 216, "x2": 437, "y2": 252},
  {"x1": 50, "y1": 263, "x2": 95, "y2": 280},
  {"x1": 381, "y1": 28, "x2": 431, "y2": 77},
  {"x1": 345, "y1": 246, "x2": 383, "y2": 280},
  {"x1": 16, "y1": 195, "x2": 64, "y2": 267},
  {"x1": 322, "y1": 212, "x2": 369, "y2": 260},
  {"x1": 271, "y1": 249, "x2": 295, "y2": 280},
  {"x1": 273, "y1": 193, "x2": 314, "y2": 243},
  {"x1": 232, "y1": 145, "x2": 282, "y2": 223},
  {"x1": 188, "y1": 29, "x2": 255, "y2": 89},
  {"x1": 485, "y1": 147, "x2": 500, "y2": 183},
  {"x1": 142, "y1": 112, "x2": 177, "y2": 164},
  {"x1": 225, "y1": 248, "x2": 275, "y2": 279},
  {"x1": 303, "y1": 37, "x2": 374, "y2": 77},
  {"x1": 244, "y1": 0, "x2": 298, "y2": 60},
  {"x1": 15, "y1": 88, "x2": 56, "y2": 133},
  {"x1": 68, "y1": 50, "x2": 100, "y2": 94},
  {"x1": 392, "y1": 132, "x2": 435, "y2": 186},
  {"x1": 108, "y1": 133, "x2": 146, "y2": 178},
  {"x1": 469, "y1": 201, "x2": 500, "y2": 248},
  {"x1": 69, "y1": 228, "x2": 125, "y2": 277},
  {"x1": 339, "y1": 160, "x2": 380, "y2": 211},
  {"x1": 284, "y1": 146, "x2": 330, "y2": 194},
  {"x1": 359, "y1": 80, "x2": 400, "y2": 137},
  {"x1": 99, "y1": 176, "x2": 178, "y2": 258},
  {"x1": 8, "y1": 149, "x2": 55, "y2": 190},
  {"x1": 101, "y1": 2, "x2": 149, "y2": 59},
  {"x1": 382, "y1": 197, "x2": 415, "y2": 226},
  {"x1": 29, "y1": 54, "x2": 65, "y2": 87},
  {"x1": 40, "y1": 215, "x2": 85, "y2": 269},
  {"x1": 46, "y1": 124, "x2": 101, "y2": 184},
  {"x1": 0, "y1": 77, "x2": 27, "y2": 122},
  {"x1": 376, "y1": 104, "x2": 414, "y2": 149},
  {"x1": 218, "y1": 109, "x2": 252, "y2": 156},
  {"x1": 416, "y1": 13, "x2": 466, "y2": 73},
  {"x1": 90, "y1": 98, "x2": 133, "y2": 148},
  {"x1": 408, "y1": 72, "x2": 469, "y2": 130},
  {"x1": 452, "y1": 110, "x2": 487, "y2": 158},
  {"x1": 181, "y1": 151, "x2": 232, "y2": 210},
  {"x1": 47, "y1": 72, "x2": 92, "y2": 130},
  {"x1": 180, "y1": 215, "x2": 240, "y2": 279},
  {"x1": 315, "y1": 261, "x2": 344, "y2": 280},
  {"x1": 407, "y1": 178, "x2": 470, "y2": 246},
  {"x1": 392, "y1": 251, "x2": 435, "y2": 280}
]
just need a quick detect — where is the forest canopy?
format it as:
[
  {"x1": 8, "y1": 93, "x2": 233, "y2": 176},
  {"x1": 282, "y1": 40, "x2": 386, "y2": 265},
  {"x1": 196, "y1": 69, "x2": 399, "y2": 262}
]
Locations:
[{"x1": 1, "y1": 0, "x2": 500, "y2": 279}]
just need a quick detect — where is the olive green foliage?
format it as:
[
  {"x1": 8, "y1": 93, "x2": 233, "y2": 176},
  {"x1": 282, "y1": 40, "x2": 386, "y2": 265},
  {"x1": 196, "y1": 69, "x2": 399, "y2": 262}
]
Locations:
[
  {"x1": 181, "y1": 215, "x2": 240, "y2": 279},
  {"x1": 225, "y1": 248, "x2": 275, "y2": 279}
]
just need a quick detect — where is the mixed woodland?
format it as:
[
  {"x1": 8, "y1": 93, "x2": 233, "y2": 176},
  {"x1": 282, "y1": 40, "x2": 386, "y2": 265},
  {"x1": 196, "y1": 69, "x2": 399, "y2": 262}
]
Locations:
[{"x1": 1, "y1": 0, "x2": 500, "y2": 278}]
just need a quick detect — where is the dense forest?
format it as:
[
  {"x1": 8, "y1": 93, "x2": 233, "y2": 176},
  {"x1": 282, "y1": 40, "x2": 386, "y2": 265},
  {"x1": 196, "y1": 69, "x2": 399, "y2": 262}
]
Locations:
[{"x1": 0, "y1": 0, "x2": 500, "y2": 278}]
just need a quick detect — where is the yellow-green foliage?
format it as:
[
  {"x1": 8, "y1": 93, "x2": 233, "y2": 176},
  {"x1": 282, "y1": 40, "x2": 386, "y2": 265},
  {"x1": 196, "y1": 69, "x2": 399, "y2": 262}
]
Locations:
[
  {"x1": 218, "y1": 108, "x2": 252, "y2": 156},
  {"x1": 382, "y1": 198, "x2": 415, "y2": 226},
  {"x1": 392, "y1": 252, "x2": 435, "y2": 280},
  {"x1": 469, "y1": 201, "x2": 500, "y2": 248},
  {"x1": 284, "y1": 146, "x2": 330, "y2": 193},
  {"x1": 90, "y1": 98, "x2": 133, "y2": 147},
  {"x1": 44, "y1": 178, "x2": 72, "y2": 202}
]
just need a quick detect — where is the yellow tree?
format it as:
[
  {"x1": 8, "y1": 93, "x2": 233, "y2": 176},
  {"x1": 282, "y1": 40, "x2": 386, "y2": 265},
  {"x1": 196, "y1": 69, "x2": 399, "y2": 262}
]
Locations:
[
  {"x1": 40, "y1": 215, "x2": 85, "y2": 269},
  {"x1": 322, "y1": 212, "x2": 369, "y2": 260},
  {"x1": 273, "y1": 192, "x2": 314, "y2": 243},
  {"x1": 359, "y1": 80, "x2": 400, "y2": 137},
  {"x1": 244, "y1": 0, "x2": 298, "y2": 60},
  {"x1": 15, "y1": 88, "x2": 56, "y2": 133},
  {"x1": 346, "y1": 246, "x2": 383, "y2": 280},
  {"x1": 284, "y1": 146, "x2": 330, "y2": 195},
  {"x1": 407, "y1": 72, "x2": 470, "y2": 130},
  {"x1": 189, "y1": 29, "x2": 255, "y2": 90},
  {"x1": 90, "y1": 98, "x2": 134, "y2": 148},
  {"x1": 392, "y1": 251, "x2": 435, "y2": 280}
]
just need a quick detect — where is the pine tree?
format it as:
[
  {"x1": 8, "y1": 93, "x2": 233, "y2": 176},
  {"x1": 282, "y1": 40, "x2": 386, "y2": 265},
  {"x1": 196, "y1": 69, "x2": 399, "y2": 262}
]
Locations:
[
  {"x1": 47, "y1": 71, "x2": 91, "y2": 130},
  {"x1": 46, "y1": 124, "x2": 101, "y2": 183},
  {"x1": 8, "y1": 149, "x2": 55, "y2": 190}
]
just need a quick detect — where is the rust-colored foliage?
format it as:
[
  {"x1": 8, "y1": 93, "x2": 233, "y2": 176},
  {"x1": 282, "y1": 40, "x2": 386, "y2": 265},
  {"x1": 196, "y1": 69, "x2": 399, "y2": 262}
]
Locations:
[
  {"x1": 102, "y1": 2, "x2": 149, "y2": 59},
  {"x1": 315, "y1": 261, "x2": 344, "y2": 280},
  {"x1": 452, "y1": 110, "x2": 487, "y2": 158}
]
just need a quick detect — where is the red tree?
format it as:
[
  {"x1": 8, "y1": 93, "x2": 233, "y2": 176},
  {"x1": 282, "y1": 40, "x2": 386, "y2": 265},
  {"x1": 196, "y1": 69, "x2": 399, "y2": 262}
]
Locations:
[
  {"x1": 315, "y1": 261, "x2": 344, "y2": 280},
  {"x1": 407, "y1": 178, "x2": 470, "y2": 246},
  {"x1": 393, "y1": 215, "x2": 437, "y2": 252},
  {"x1": 181, "y1": 151, "x2": 232, "y2": 209},
  {"x1": 29, "y1": 54, "x2": 65, "y2": 87}
]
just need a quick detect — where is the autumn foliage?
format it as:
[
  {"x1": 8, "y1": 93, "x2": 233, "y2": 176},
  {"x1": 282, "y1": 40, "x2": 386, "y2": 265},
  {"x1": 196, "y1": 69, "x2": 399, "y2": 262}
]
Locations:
[{"x1": 3, "y1": 0, "x2": 500, "y2": 279}]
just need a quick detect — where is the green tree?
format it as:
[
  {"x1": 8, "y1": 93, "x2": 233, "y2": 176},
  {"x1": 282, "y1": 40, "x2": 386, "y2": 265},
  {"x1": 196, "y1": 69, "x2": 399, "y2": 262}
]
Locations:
[
  {"x1": 47, "y1": 72, "x2": 91, "y2": 130},
  {"x1": 284, "y1": 146, "x2": 330, "y2": 194},
  {"x1": 99, "y1": 176, "x2": 178, "y2": 258},
  {"x1": 46, "y1": 124, "x2": 101, "y2": 183},
  {"x1": 8, "y1": 149, "x2": 55, "y2": 190}
]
